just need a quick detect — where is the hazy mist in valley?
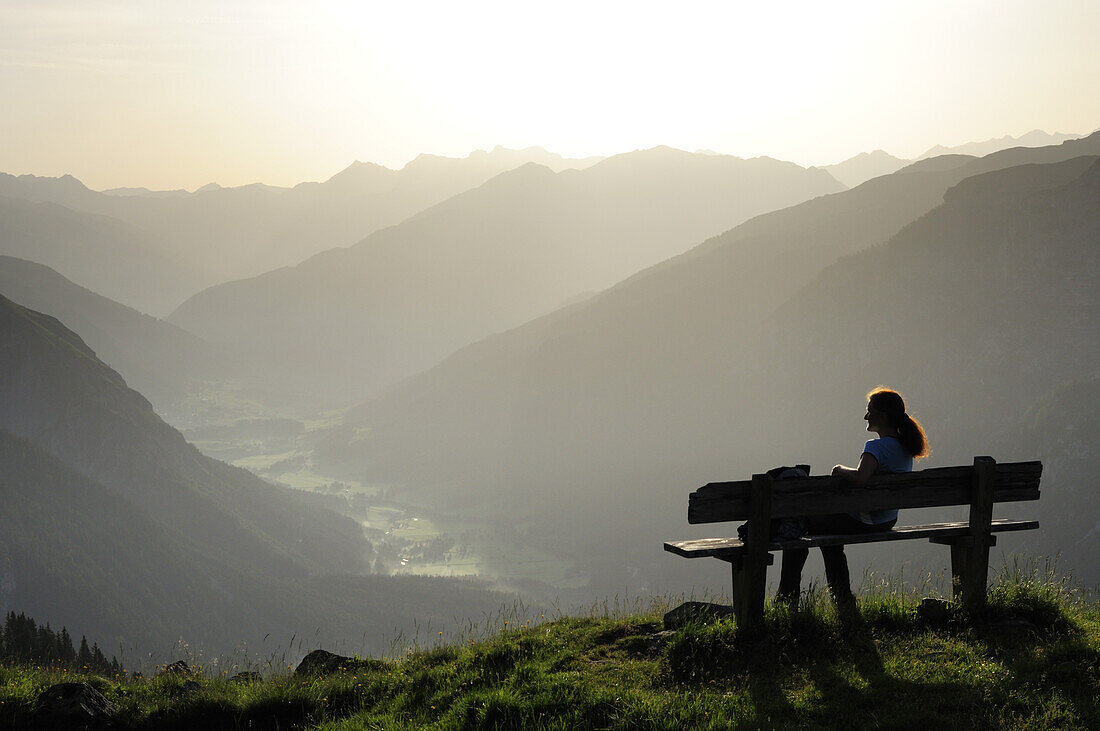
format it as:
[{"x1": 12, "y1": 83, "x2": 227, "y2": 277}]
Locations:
[{"x1": 1, "y1": 1, "x2": 1098, "y2": 663}]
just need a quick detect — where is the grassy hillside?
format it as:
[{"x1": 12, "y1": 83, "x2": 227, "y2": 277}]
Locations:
[{"x1": 1, "y1": 570, "x2": 1096, "y2": 729}]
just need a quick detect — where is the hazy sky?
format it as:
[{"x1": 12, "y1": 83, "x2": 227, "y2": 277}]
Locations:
[{"x1": 2, "y1": 0, "x2": 1097, "y2": 190}]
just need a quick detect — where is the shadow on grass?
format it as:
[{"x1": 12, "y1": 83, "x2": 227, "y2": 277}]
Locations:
[{"x1": 663, "y1": 592, "x2": 1099, "y2": 729}]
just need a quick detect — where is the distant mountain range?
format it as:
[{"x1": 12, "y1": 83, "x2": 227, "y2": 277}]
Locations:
[
  {"x1": 917, "y1": 129, "x2": 1082, "y2": 159},
  {"x1": 167, "y1": 147, "x2": 844, "y2": 403},
  {"x1": 319, "y1": 133, "x2": 1100, "y2": 596},
  {"x1": 0, "y1": 147, "x2": 606, "y2": 312},
  {"x1": 1, "y1": 133, "x2": 1079, "y2": 316},
  {"x1": 0, "y1": 195, "x2": 207, "y2": 316},
  {"x1": 818, "y1": 150, "x2": 912, "y2": 187},
  {"x1": 0, "y1": 294, "x2": 513, "y2": 655},
  {"x1": 820, "y1": 130, "x2": 1083, "y2": 187}
]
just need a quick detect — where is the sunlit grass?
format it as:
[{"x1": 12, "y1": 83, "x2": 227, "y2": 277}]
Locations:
[{"x1": 3, "y1": 563, "x2": 1097, "y2": 729}]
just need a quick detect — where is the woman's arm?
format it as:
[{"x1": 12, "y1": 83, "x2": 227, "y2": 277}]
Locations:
[{"x1": 831, "y1": 452, "x2": 878, "y2": 487}]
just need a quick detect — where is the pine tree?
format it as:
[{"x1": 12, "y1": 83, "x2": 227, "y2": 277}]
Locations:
[
  {"x1": 8, "y1": 613, "x2": 36, "y2": 662},
  {"x1": 0, "y1": 611, "x2": 11, "y2": 660},
  {"x1": 0, "y1": 611, "x2": 121, "y2": 673},
  {"x1": 59, "y1": 627, "x2": 76, "y2": 665},
  {"x1": 36, "y1": 623, "x2": 53, "y2": 664},
  {"x1": 91, "y1": 643, "x2": 107, "y2": 673},
  {"x1": 77, "y1": 635, "x2": 92, "y2": 668}
]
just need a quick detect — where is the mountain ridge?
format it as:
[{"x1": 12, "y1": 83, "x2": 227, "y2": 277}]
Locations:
[
  {"x1": 0, "y1": 294, "x2": 519, "y2": 655},
  {"x1": 0, "y1": 255, "x2": 226, "y2": 408},
  {"x1": 323, "y1": 137, "x2": 1100, "y2": 596},
  {"x1": 167, "y1": 148, "x2": 844, "y2": 403}
]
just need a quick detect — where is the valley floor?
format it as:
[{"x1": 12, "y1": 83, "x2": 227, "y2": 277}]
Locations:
[{"x1": 165, "y1": 389, "x2": 584, "y2": 592}]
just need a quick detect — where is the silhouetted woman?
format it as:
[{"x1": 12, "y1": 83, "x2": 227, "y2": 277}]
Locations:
[{"x1": 777, "y1": 386, "x2": 929, "y2": 610}]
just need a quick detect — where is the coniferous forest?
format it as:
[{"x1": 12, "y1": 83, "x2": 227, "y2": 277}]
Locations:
[{"x1": 1, "y1": 611, "x2": 120, "y2": 676}]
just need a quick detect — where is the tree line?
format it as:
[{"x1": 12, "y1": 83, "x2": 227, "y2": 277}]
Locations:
[{"x1": 1, "y1": 610, "x2": 122, "y2": 675}]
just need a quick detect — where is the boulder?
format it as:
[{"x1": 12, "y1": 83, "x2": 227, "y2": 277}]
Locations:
[
  {"x1": 160, "y1": 660, "x2": 191, "y2": 676},
  {"x1": 917, "y1": 597, "x2": 955, "y2": 626},
  {"x1": 294, "y1": 649, "x2": 355, "y2": 676},
  {"x1": 663, "y1": 601, "x2": 736, "y2": 630},
  {"x1": 294, "y1": 649, "x2": 388, "y2": 676},
  {"x1": 229, "y1": 671, "x2": 262, "y2": 684},
  {"x1": 29, "y1": 682, "x2": 117, "y2": 730}
]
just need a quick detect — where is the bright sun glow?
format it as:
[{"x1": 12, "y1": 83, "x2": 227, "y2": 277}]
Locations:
[{"x1": 1, "y1": 0, "x2": 1097, "y2": 189}]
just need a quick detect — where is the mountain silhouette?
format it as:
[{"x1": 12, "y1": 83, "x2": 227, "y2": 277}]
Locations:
[
  {"x1": 816, "y1": 130, "x2": 1084, "y2": 188},
  {"x1": 819, "y1": 149, "x2": 911, "y2": 187},
  {"x1": 0, "y1": 256, "x2": 225, "y2": 408},
  {"x1": 168, "y1": 148, "x2": 843, "y2": 403},
  {"x1": 0, "y1": 195, "x2": 206, "y2": 315},
  {"x1": 0, "y1": 294, "x2": 512, "y2": 654},
  {"x1": 0, "y1": 147, "x2": 608, "y2": 300},
  {"x1": 918, "y1": 129, "x2": 1080, "y2": 159},
  {"x1": 321, "y1": 135, "x2": 1100, "y2": 597}
]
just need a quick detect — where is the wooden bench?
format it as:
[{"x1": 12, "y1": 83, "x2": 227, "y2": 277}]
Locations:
[{"x1": 664, "y1": 457, "x2": 1042, "y2": 627}]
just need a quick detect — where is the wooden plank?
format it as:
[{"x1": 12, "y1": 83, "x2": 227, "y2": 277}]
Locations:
[
  {"x1": 694, "y1": 462, "x2": 1042, "y2": 500},
  {"x1": 688, "y1": 460, "x2": 1042, "y2": 523},
  {"x1": 664, "y1": 518, "x2": 1039, "y2": 559},
  {"x1": 735, "y1": 474, "x2": 773, "y2": 627},
  {"x1": 929, "y1": 534, "x2": 999, "y2": 547},
  {"x1": 963, "y1": 456, "x2": 996, "y2": 611}
]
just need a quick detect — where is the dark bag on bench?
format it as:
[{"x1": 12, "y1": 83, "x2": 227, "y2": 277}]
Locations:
[{"x1": 736, "y1": 465, "x2": 810, "y2": 541}]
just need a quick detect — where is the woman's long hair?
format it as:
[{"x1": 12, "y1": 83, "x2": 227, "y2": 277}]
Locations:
[{"x1": 867, "y1": 386, "x2": 929, "y2": 459}]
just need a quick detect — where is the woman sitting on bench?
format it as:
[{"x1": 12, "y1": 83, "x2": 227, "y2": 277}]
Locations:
[{"x1": 777, "y1": 386, "x2": 929, "y2": 610}]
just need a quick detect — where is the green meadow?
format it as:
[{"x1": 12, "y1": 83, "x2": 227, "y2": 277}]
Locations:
[{"x1": 3, "y1": 566, "x2": 1097, "y2": 729}]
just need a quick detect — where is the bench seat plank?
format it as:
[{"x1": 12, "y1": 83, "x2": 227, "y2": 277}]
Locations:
[
  {"x1": 689, "y1": 461, "x2": 1042, "y2": 523},
  {"x1": 664, "y1": 518, "x2": 1039, "y2": 559}
]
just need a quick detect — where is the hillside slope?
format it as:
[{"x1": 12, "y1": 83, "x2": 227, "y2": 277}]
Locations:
[
  {"x1": 0, "y1": 147, "x2": 604, "y2": 294},
  {"x1": 2, "y1": 576, "x2": 1096, "y2": 729},
  {"x1": 0, "y1": 295, "x2": 518, "y2": 655},
  {"x1": 325, "y1": 139, "x2": 1100, "y2": 597},
  {"x1": 0, "y1": 196, "x2": 204, "y2": 315},
  {"x1": 169, "y1": 148, "x2": 843, "y2": 402},
  {"x1": 0, "y1": 256, "x2": 226, "y2": 408},
  {"x1": 0, "y1": 293, "x2": 360, "y2": 578},
  {"x1": 818, "y1": 149, "x2": 912, "y2": 186}
]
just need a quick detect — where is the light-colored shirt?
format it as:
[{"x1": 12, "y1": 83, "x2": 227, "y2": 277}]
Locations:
[{"x1": 853, "y1": 436, "x2": 913, "y2": 524}]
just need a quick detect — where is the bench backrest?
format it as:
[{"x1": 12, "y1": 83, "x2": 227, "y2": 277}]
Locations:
[{"x1": 689, "y1": 459, "x2": 1042, "y2": 524}]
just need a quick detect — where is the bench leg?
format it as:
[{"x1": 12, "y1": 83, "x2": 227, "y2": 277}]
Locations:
[
  {"x1": 730, "y1": 557, "x2": 746, "y2": 626},
  {"x1": 933, "y1": 534, "x2": 996, "y2": 608},
  {"x1": 949, "y1": 544, "x2": 969, "y2": 601},
  {"x1": 728, "y1": 553, "x2": 773, "y2": 629},
  {"x1": 963, "y1": 456, "x2": 996, "y2": 612},
  {"x1": 963, "y1": 540, "x2": 992, "y2": 612}
]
